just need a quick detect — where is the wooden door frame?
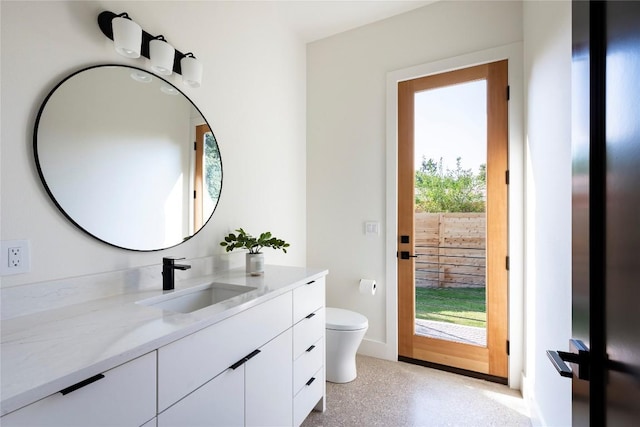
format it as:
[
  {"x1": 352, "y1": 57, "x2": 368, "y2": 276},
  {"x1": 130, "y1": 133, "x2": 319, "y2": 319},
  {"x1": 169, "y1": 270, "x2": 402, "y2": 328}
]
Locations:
[
  {"x1": 382, "y1": 44, "x2": 524, "y2": 387},
  {"x1": 397, "y1": 61, "x2": 508, "y2": 379},
  {"x1": 194, "y1": 124, "x2": 211, "y2": 230}
]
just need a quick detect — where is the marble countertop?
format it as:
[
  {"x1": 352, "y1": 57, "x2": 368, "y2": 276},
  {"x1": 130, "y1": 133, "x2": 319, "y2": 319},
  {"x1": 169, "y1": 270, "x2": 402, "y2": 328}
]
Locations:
[{"x1": 0, "y1": 265, "x2": 327, "y2": 416}]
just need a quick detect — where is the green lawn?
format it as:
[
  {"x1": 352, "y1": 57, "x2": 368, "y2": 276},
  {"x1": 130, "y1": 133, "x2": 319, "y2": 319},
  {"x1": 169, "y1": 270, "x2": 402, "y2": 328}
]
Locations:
[{"x1": 415, "y1": 287, "x2": 486, "y2": 328}]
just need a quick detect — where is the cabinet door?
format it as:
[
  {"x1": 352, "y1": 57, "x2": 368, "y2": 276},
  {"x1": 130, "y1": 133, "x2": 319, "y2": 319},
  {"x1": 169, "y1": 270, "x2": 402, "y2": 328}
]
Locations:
[
  {"x1": 158, "y1": 367, "x2": 244, "y2": 427},
  {"x1": 158, "y1": 292, "x2": 292, "y2": 411},
  {"x1": 1, "y1": 352, "x2": 156, "y2": 427},
  {"x1": 245, "y1": 329, "x2": 293, "y2": 427}
]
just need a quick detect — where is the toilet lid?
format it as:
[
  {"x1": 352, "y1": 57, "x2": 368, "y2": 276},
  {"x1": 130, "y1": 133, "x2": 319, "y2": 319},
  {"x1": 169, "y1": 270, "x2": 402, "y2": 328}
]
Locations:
[{"x1": 325, "y1": 307, "x2": 369, "y2": 331}]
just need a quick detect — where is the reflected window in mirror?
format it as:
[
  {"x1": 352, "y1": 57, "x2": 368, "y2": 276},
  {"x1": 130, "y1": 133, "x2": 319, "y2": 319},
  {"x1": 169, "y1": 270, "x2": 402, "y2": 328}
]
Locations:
[{"x1": 194, "y1": 125, "x2": 222, "y2": 230}]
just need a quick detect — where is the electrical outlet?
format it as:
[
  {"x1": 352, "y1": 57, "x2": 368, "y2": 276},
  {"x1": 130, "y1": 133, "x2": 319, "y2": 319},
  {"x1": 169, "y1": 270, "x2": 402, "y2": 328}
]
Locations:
[
  {"x1": 8, "y1": 247, "x2": 23, "y2": 268},
  {"x1": 1, "y1": 240, "x2": 30, "y2": 275}
]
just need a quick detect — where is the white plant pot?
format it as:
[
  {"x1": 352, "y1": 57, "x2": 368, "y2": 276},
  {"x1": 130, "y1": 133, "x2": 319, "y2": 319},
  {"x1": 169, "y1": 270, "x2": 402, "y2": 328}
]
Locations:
[{"x1": 246, "y1": 253, "x2": 264, "y2": 276}]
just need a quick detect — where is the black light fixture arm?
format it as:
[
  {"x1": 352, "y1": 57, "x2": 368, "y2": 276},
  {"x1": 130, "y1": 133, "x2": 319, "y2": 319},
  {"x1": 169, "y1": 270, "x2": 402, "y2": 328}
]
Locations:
[{"x1": 97, "y1": 10, "x2": 194, "y2": 76}]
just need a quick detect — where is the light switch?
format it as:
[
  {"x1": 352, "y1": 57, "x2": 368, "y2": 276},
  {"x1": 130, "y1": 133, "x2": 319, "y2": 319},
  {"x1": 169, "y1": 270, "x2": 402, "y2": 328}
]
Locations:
[{"x1": 364, "y1": 221, "x2": 380, "y2": 236}]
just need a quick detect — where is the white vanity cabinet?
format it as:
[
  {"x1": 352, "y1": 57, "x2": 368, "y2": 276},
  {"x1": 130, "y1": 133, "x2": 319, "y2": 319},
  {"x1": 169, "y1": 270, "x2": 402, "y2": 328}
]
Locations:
[
  {"x1": 157, "y1": 291, "x2": 294, "y2": 426},
  {"x1": 0, "y1": 268, "x2": 327, "y2": 427},
  {"x1": 1, "y1": 352, "x2": 157, "y2": 427},
  {"x1": 292, "y1": 278, "x2": 326, "y2": 427}
]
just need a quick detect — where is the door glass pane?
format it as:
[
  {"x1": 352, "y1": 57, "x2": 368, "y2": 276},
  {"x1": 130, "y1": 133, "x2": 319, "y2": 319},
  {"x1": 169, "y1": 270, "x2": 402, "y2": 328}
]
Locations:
[{"x1": 413, "y1": 80, "x2": 487, "y2": 347}]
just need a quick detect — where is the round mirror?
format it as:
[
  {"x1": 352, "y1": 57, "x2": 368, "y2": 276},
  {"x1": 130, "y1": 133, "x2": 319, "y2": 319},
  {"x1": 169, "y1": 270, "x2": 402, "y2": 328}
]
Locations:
[{"x1": 34, "y1": 65, "x2": 222, "y2": 251}]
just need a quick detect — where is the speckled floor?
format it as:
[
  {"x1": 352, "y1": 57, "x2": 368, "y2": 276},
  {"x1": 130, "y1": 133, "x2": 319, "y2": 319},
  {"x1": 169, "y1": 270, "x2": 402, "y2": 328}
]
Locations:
[{"x1": 302, "y1": 355, "x2": 530, "y2": 427}]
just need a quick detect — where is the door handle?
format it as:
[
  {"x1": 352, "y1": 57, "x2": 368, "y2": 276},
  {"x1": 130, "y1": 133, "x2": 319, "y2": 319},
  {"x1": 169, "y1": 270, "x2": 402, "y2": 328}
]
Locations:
[
  {"x1": 547, "y1": 339, "x2": 590, "y2": 380},
  {"x1": 399, "y1": 251, "x2": 418, "y2": 260}
]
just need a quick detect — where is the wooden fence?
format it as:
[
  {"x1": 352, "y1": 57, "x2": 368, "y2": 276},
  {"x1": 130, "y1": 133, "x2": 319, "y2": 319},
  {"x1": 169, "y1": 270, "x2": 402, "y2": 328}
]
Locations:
[{"x1": 414, "y1": 212, "x2": 486, "y2": 288}]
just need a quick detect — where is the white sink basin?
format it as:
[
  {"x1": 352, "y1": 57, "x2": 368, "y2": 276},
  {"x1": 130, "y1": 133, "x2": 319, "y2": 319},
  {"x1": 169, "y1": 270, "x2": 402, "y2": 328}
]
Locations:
[{"x1": 137, "y1": 282, "x2": 257, "y2": 314}]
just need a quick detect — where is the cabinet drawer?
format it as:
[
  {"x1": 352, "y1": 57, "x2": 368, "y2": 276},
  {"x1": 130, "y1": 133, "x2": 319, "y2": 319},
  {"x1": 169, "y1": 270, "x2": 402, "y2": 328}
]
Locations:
[
  {"x1": 293, "y1": 338, "x2": 324, "y2": 395},
  {"x1": 1, "y1": 352, "x2": 156, "y2": 427},
  {"x1": 158, "y1": 292, "x2": 292, "y2": 411},
  {"x1": 293, "y1": 277, "x2": 325, "y2": 323},
  {"x1": 158, "y1": 367, "x2": 244, "y2": 427},
  {"x1": 293, "y1": 307, "x2": 324, "y2": 359},
  {"x1": 293, "y1": 367, "x2": 324, "y2": 427}
]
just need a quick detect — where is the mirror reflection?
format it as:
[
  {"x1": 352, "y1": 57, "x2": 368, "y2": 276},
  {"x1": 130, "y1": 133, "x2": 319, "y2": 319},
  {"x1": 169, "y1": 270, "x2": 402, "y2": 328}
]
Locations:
[{"x1": 34, "y1": 65, "x2": 222, "y2": 251}]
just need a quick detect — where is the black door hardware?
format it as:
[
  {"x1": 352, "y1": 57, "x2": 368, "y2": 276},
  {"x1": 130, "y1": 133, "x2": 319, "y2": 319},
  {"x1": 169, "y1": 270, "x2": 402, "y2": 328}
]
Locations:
[
  {"x1": 399, "y1": 251, "x2": 418, "y2": 260},
  {"x1": 547, "y1": 339, "x2": 590, "y2": 380}
]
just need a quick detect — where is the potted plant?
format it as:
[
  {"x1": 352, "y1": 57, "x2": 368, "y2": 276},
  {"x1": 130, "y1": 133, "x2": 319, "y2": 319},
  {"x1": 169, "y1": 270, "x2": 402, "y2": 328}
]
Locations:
[{"x1": 220, "y1": 228, "x2": 290, "y2": 276}]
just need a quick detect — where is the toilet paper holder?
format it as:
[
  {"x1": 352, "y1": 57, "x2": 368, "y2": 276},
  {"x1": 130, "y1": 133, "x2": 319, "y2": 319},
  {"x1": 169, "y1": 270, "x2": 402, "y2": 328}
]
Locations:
[{"x1": 359, "y1": 279, "x2": 376, "y2": 295}]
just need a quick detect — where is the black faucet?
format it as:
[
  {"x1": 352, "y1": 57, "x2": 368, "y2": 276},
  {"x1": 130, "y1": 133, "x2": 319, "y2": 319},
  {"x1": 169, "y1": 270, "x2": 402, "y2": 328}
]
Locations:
[{"x1": 162, "y1": 257, "x2": 192, "y2": 291}]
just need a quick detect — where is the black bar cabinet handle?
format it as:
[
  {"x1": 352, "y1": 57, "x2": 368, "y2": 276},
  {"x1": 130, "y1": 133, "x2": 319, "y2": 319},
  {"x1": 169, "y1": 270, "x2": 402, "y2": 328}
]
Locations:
[
  {"x1": 306, "y1": 377, "x2": 316, "y2": 386},
  {"x1": 229, "y1": 358, "x2": 247, "y2": 370},
  {"x1": 306, "y1": 280, "x2": 315, "y2": 285},
  {"x1": 60, "y1": 374, "x2": 105, "y2": 395},
  {"x1": 305, "y1": 312, "x2": 316, "y2": 319},
  {"x1": 306, "y1": 345, "x2": 316, "y2": 352},
  {"x1": 230, "y1": 349, "x2": 262, "y2": 370},
  {"x1": 245, "y1": 349, "x2": 261, "y2": 361}
]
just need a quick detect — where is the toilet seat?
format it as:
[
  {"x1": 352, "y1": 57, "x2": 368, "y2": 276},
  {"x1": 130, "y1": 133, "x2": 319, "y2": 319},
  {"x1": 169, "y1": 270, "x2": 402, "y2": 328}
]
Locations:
[{"x1": 326, "y1": 307, "x2": 368, "y2": 331}]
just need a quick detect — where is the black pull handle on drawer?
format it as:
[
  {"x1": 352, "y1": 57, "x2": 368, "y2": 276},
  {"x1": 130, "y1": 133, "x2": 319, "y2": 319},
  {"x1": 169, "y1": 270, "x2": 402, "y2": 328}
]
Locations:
[
  {"x1": 245, "y1": 349, "x2": 261, "y2": 361},
  {"x1": 306, "y1": 377, "x2": 316, "y2": 386},
  {"x1": 306, "y1": 280, "x2": 315, "y2": 285},
  {"x1": 230, "y1": 349, "x2": 262, "y2": 370},
  {"x1": 229, "y1": 358, "x2": 247, "y2": 370},
  {"x1": 306, "y1": 345, "x2": 316, "y2": 352},
  {"x1": 305, "y1": 312, "x2": 316, "y2": 319},
  {"x1": 60, "y1": 374, "x2": 105, "y2": 395}
]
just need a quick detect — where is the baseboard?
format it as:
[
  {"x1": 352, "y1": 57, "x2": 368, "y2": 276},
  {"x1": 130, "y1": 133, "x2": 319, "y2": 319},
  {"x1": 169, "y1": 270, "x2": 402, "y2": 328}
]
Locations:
[
  {"x1": 357, "y1": 338, "x2": 395, "y2": 361},
  {"x1": 522, "y1": 372, "x2": 545, "y2": 426}
]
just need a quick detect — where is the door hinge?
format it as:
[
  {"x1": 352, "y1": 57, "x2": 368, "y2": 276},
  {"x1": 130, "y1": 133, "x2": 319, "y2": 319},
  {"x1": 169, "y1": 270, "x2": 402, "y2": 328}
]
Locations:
[
  {"x1": 507, "y1": 85, "x2": 510, "y2": 101},
  {"x1": 506, "y1": 256, "x2": 510, "y2": 270},
  {"x1": 507, "y1": 340, "x2": 510, "y2": 355},
  {"x1": 505, "y1": 170, "x2": 510, "y2": 185}
]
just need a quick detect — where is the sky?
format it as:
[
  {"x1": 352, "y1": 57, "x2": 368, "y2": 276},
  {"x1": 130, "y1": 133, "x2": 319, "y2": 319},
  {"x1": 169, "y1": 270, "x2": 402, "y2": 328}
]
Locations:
[{"x1": 414, "y1": 79, "x2": 487, "y2": 174}]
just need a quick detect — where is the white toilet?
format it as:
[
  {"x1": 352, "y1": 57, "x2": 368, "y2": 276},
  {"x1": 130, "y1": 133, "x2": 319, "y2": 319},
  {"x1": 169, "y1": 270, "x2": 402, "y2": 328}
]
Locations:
[{"x1": 325, "y1": 307, "x2": 368, "y2": 383}]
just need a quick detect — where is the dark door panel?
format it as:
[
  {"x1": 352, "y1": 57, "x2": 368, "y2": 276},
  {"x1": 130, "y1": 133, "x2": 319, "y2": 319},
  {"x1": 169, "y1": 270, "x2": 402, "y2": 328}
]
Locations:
[
  {"x1": 605, "y1": 1, "x2": 640, "y2": 424},
  {"x1": 557, "y1": 1, "x2": 640, "y2": 425}
]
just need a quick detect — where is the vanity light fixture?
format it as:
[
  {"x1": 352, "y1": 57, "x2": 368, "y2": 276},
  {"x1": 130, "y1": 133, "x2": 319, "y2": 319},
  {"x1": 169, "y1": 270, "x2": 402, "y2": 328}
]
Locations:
[
  {"x1": 98, "y1": 10, "x2": 203, "y2": 87},
  {"x1": 149, "y1": 36, "x2": 175, "y2": 76},
  {"x1": 111, "y1": 13, "x2": 142, "y2": 58},
  {"x1": 181, "y1": 53, "x2": 203, "y2": 88}
]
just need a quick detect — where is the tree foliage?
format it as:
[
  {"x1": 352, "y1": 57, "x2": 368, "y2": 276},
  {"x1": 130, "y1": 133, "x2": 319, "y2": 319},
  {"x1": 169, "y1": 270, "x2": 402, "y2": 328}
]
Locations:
[
  {"x1": 415, "y1": 157, "x2": 486, "y2": 213},
  {"x1": 205, "y1": 132, "x2": 222, "y2": 201}
]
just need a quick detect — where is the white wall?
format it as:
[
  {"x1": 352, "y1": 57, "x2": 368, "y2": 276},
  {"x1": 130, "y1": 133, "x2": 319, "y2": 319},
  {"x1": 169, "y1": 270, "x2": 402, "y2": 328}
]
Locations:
[
  {"x1": 522, "y1": 1, "x2": 572, "y2": 426},
  {"x1": 307, "y1": 0, "x2": 522, "y2": 363},
  {"x1": 0, "y1": 1, "x2": 307, "y2": 287}
]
